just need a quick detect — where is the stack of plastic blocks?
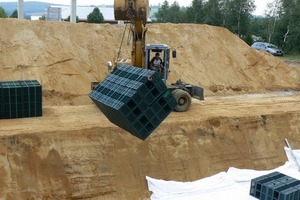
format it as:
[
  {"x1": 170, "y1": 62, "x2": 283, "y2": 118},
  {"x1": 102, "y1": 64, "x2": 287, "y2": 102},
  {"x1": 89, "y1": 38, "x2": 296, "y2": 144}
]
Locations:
[
  {"x1": 0, "y1": 80, "x2": 42, "y2": 119},
  {"x1": 250, "y1": 171, "x2": 300, "y2": 200},
  {"x1": 89, "y1": 64, "x2": 177, "y2": 140}
]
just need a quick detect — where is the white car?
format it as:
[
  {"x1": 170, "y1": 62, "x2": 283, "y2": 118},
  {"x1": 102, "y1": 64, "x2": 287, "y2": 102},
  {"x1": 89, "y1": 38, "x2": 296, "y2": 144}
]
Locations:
[{"x1": 251, "y1": 42, "x2": 283, "y2": 56}]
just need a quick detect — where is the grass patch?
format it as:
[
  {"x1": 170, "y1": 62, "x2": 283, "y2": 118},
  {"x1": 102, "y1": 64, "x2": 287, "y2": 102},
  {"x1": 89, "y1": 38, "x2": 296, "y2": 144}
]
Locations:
[{"x1": 280, "y1": 54, "x2": 300, "y2": 62}]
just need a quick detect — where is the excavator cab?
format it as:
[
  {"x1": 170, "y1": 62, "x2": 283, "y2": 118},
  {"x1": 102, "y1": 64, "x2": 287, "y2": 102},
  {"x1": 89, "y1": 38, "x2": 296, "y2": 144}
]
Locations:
[
  {"x1": 145, "y1": 44, "x2": 175, "y2": 84},
  {"x1": 144, "y1": 43, "x2": 204, "y2": 112}
]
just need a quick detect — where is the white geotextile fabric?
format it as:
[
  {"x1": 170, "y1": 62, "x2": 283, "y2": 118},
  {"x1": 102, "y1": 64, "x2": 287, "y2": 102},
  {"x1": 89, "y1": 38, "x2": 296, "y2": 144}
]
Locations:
[{"x1": 146, "y1": 147, "x2": 300, "y2": 200}]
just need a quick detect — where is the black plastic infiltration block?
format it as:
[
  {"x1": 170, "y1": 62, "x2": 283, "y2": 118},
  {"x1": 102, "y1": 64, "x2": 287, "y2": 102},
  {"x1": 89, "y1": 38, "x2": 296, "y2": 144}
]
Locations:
[
  {"x1": 89, "y1": 64, "x2": 177, "y2": 140},
  {"x1": 0, "y1": 80, "x2": 42, "y2": 119},
  {"x1": 250, "y1": 171, "x2": 300, "y2": 200}
]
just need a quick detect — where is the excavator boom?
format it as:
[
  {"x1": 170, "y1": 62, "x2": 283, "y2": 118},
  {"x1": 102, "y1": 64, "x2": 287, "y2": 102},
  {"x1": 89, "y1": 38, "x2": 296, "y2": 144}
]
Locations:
[
  {"x1": 114, "y1": 0, "x2": 149, "y2": 21},
  {"x1": 89, "y1": 0, "x2": 204, "y2": 140},
  {"x1": 114, "y1": 0, "x2": 149, "y2": 68}
]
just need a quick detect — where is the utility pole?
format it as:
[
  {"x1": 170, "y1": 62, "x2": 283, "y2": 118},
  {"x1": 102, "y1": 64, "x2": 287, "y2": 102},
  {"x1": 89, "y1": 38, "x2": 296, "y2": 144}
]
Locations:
[
  {"x1": 71, "y1": 0, "x2": 77, "y2": 23},
  {"x1": 18, "y1": 0, "x2": 24, "y2": 19}
]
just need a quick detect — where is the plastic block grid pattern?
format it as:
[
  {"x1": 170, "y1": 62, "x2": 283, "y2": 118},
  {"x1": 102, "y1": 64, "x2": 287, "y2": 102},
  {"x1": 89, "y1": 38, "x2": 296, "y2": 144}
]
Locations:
[
  {"x1": 0, "y1": 80, "x2": 42, "y2": 119},
  {"x1": 250, "y1": 171, "x2": 300, "y2": 200},
  {"x1": 89, "y1": 64, "x2": 177, "y2": 140}
]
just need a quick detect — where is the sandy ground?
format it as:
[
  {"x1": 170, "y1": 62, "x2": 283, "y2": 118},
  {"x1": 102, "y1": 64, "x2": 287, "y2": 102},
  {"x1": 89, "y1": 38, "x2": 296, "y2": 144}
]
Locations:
[
  {"x1": 0, "y1": 19, "x2": 300, "y2": 199},
  {"x1": 1, "y1": 91, "x2": 300, "y2": 135}
]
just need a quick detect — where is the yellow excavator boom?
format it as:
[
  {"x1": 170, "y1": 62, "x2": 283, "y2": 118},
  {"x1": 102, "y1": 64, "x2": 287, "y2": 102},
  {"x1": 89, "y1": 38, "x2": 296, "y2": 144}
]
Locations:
[
  {"x1": 90, "y1": 1, "x2": 204, "y2": 141},
  {"x1": 114, "y1": 0, "x2": 149, "y2": 68}
]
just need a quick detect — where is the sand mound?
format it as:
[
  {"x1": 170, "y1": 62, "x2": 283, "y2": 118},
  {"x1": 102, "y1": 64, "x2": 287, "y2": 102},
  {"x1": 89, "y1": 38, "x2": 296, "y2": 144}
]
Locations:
[{"x1": 0, "y1": 19, "x2": 299, "y2": 106}]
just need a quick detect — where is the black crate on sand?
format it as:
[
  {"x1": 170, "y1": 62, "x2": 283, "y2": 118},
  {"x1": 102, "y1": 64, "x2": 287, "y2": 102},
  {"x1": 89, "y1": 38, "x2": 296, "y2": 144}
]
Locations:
[
  {"x1": 89, "y1": 64, "x2": 177, "y2": 140},
  {"x1": 0, "y1": 80, "x2": 42, "y2": 119}
]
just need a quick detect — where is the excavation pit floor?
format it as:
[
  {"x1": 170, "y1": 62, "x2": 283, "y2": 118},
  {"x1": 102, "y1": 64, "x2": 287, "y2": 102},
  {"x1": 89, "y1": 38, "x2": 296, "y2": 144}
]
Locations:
[{"x1": 1, "y1": 91, "x2": 300, "y2": 199}]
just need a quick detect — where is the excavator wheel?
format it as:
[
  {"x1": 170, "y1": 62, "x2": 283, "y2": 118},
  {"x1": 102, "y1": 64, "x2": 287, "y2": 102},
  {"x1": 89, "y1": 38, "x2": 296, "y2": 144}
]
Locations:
[{"x1": 171, "y1": 89, "x2": 192, "y2": 112}]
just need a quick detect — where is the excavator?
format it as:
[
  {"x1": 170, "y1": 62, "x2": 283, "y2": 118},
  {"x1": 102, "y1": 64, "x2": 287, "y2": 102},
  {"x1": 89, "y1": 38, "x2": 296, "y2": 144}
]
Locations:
[{"x1": 92, "y1": 0, "x2": 204, "y2": 112}]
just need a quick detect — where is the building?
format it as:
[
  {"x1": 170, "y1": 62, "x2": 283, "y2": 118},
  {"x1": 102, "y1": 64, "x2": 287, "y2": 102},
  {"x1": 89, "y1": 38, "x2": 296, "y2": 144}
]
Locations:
[
  {"x1": 46, "y1": 5, "x2": 151, "y2": 23},
  {"x1": 45, "y1": 7, "x2": 62, "y2": 21},
  {"x1": 50, "y1": 6, "x2": 116, "y2": 23}
]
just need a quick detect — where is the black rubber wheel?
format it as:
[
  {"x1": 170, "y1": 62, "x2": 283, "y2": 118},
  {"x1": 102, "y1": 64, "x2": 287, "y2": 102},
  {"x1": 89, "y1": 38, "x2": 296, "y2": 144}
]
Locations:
[{"x1": 172, "y1": 89, "x2": 192, "y2": 112}]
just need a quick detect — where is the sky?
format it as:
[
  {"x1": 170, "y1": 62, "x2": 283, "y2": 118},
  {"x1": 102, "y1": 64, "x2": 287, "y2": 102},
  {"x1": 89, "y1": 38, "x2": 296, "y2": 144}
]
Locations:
[{"x1": 0, "y1": 0, "x2": 273, "y2": 16}]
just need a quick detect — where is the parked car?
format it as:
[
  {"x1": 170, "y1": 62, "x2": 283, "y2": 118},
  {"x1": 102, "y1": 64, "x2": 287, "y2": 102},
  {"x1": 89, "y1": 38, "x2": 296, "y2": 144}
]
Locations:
[{"x1": 251, "y1": 42, "x2": 283, "y2": 56}]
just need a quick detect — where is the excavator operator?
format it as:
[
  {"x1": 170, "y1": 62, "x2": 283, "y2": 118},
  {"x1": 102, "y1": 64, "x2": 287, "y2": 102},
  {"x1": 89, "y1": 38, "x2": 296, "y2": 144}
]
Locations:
[{"x1": 150, "y1": 52, "x2": 163, "y2": 74}]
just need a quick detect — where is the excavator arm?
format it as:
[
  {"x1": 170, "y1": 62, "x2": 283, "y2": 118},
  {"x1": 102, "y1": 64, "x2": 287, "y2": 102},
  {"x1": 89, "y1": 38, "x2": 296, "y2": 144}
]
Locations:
[
  {"x1": 114, "y1": 0, "x2": 149, "y2": 68},
  {"x1": 90, "y1": 0, "x2": 204, "y2": 141}
]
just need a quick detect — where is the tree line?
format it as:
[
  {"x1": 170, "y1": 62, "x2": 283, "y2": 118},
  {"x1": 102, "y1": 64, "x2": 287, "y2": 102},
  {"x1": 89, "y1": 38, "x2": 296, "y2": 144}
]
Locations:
[
  {"x1": 1, "y1": 1, "x2": 299, "y2": 54},
  {"x1": 0, "y1": 7, "x2": 17, "y2": 18},
  {"x1": 155, "y1": 0, "x2": 300, "y2": 54}
]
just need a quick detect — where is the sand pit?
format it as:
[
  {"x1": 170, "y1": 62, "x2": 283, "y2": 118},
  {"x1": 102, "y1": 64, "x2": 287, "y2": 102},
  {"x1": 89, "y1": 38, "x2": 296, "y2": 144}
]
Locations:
[{"x1": 0, "y1": 19, "x2": 300, "y2": 199}]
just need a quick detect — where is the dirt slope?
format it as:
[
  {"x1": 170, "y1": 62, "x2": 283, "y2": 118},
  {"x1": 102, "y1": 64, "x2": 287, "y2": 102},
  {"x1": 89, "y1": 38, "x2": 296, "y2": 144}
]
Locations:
[
  {"x1": 0, "y1": 19, "x2": 300, "y2": 200},
  {"x1": 1, "y1": 93, "x2": 300, "y2": 199},
  {"x1": 0, "y1": 19, "x2": 299, "y2": 105}
]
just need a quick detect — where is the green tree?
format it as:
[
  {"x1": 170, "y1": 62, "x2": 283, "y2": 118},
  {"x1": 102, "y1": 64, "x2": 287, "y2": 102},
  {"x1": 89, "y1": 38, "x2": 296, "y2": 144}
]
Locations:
[
  {"x1": 243, "y1": 32, "x2": 254, "y2": 45},
  {"x1": 280, "y1": 0, "x2": 300, "y2": 53},
  {"x1": 155, "y1": 1, "x2": 187, "y2": 23},
  {"x1": 39, "y1": 15, "x2": 45, "y2": 20},
  {"x1": 220, "y1": 0, "x2": 231, "y2": 26},
  {"x1": 0, "y1": 6, "x2": 8, "y2": 18},
  {"x1": 250, "y1": 17, "x2": 266, "y2": 41},
  {"x1": 155, "y1": 1, "x2": 170, "y2": 22},
  {"x1": 168, "y1": 1, "x2": 186, "y2": 23},
  {"x1": 222, "y1": 0, "x2": 255, "y2": 37},
  {"x1": 87, "y1": 7, "x2": 104, "y2": 23},
  {"x1": 66, "y1": 15, "x2": 79, "y2": 23},
  {"x1": 264, "y1": 0, "x2": 282, "y2": 43},
  {"x1": 186, "y1": 0, "x2": 204, "y2": 23},
  {"x1": 202, "y1": 0, "x2": 222, "y2": 26},
  {"x1": 290, "y1": 0, "x2": 300, "y2": 52},
  {"x1": 10, "y1": 9, "x2": 18, "y2": 18}
]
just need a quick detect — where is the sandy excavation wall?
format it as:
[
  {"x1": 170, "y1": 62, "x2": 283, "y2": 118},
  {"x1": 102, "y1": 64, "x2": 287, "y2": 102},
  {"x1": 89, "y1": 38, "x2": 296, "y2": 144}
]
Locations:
[
  {"x1": 1, "y1": 19, "x2": 300, "y2": 199},
  {"x1": 0, "y1": 19, "x2": 299, "y2": 106},
  {"x1": 0, "y1": 112, "x2": 300, "y2": 199}
]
